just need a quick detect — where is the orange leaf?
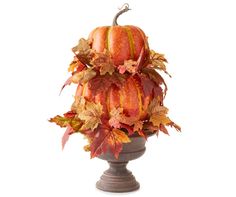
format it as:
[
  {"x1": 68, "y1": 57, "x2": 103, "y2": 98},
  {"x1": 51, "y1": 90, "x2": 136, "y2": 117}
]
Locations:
[{"x1": 133, "y1": 120, "x2": 143, "y2": 132}]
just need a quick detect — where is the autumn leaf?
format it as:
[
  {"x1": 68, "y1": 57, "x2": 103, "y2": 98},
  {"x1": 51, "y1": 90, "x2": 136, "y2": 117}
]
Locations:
[
  {"x1": 133, "y1": 120, "x2": 143, "y2": 132},
  {"x1": 78, "y1": 101, "x2": 103, "y2": 131},
  {"x1": 109, "y1": 107, "x2": 137, "y2": 127},
  {"x1": 49, "y1": 115, "x2": 71, "y2": 128},
  {"x1": 49, "y1": 112, "x2": 83, "y2": 149},
  {"x1": 89, "y1": 125, "x2": 130, "y2": 159},
  {"x1": 148, "y1": 50, "x2": 171, "y2": 77},
  {"x1": 118, "y1": 60, "x2": 137, "y2": 74},
  {"x1": 91, "y1": 52, "x2": 115, "y2": 75},
  {"x1": 72, "y1": 38, "x2": 90, "y2": 54},
  {"x1": 71, "y1": 68, "x2": 96, "y2": 84},
  {"x1": 88, "y1": 73, "x2": 125, "y2": 95},
  {"x1": 60, "y1": 76, "x2": 72, "y2": 95},
  {"x1": 62, "y1": 125, "x2": 74, "y2": 149},
  {"x1": 147, "y1": 97, "x2": 181, "y2": 134},
  {"x1": 71, "y1": 96, "x2": 86, "y2": 114},
  {"x1": 142, "y1": 68, "x2": 167, "y2": 97},
  {"x1": 68, "y1": 56, "x2": 86, "y2": 73},
  {"x1": 150, "y1": 113, "x2": 172, "y2": 128},
  {"x1": 72, "y1": 38, "x2": 94, "y2": 66},
  {"x1": 49, "y1": 111, "x2": 82, "y2": 131}
]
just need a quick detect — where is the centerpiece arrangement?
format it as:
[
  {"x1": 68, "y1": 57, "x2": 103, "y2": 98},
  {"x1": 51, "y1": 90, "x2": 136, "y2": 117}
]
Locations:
[{"x1": 50, "y1": 4, "x2": 180, "y2": 193}]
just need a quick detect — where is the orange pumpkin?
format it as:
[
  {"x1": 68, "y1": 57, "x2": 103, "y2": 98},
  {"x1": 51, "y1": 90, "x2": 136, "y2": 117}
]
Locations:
[
  {"x1": 88, "y1": 7, "x2": 149, "y2": 67},
  {"x1": 74, "y1": 73, "x2": 163, "y2": 121}
]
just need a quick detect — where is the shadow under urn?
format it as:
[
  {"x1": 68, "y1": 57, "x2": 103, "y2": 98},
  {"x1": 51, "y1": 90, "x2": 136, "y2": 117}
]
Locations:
[{"x1": 96, "y1": 134, "x2": 148, "y2": 192}]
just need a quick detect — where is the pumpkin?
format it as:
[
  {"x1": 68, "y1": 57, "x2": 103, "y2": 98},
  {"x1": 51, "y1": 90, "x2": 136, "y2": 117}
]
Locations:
[
  {"x1": 73, "y1": 72, "x2": 163, "y2": 122},
  {"x1": 50, "y1": 4, "x2": 180, "y2": 158},
  {"x1": 88, "y1": 7, "x2": 149, "y2": 67}
]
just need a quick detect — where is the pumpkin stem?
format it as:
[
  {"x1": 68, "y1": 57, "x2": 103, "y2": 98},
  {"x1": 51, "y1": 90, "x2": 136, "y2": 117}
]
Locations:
[{"x1": 112, "y1": 3, "x2": 131, "y2": 26}]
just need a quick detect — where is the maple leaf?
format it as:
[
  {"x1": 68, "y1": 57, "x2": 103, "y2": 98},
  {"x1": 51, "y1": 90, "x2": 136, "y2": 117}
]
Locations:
[
  {"x1": 49, "y1": 111, "x2": 82, "y2": 131},
  {"x1": 78, "y1": 101, "x2": 103, "y2": 131},
  {"x1": 71, "y1": 68, "x2": 96, "y2": 84},
  {"x1": 89, "y1": 125, "x2": 130, "y2": 159},
  {"x1": 133, "y1": 120, "x2": 143, "y2": 132},
  {"x1": 71, "y1": 96, "x2": 86, "y2": 114},
  {"x1": 88, "y1": 73, "x2": 125, "y2": 95},
  {"x1": 91, "y1": 52, "x2": 115, "y2": 75},
  {"x1": 108, "y1": 107, "x2": 141, "y2": 135},
  {"x1": 148, "y1": 50, "x2": 171, "y2": 77},
  {"x1": 109, "y1": 107, "x2": 137, "y2": 127},
  {"x1": 72, "y1": 38, "x2": 91, "y2": 54},
  {"x1": 68, "y1": 56, "x2": 86, "y2": 73},
  {"x1": 142, "y1": 68, "x2": 167, "y2": 97},
  {"x1": 72, "y1": 38, "x2": 94, "y2": 66},
  {"x1": 49, "y1": 112, "x2": 83, "y2": 149},
  {"x1": 49, "y1": 115, "x2": 71, "y2": 128},
  {"x1": 147, "y1": 97, "x2": 181, "y2": 134},
  {"x1": 118, "y1": 60, "x2": 137, "y2": 74}
]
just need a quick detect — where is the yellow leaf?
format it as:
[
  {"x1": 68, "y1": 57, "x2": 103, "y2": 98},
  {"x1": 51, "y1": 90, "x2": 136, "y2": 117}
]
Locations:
[{"x1": 111, "y1": 129, "x2": 131, "y2": 143}]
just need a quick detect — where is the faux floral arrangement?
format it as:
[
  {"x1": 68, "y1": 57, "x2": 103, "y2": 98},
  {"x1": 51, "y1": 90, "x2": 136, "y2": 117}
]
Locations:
[{"x1": 50, "y1": 5, "x2": 180, "y2": 159}]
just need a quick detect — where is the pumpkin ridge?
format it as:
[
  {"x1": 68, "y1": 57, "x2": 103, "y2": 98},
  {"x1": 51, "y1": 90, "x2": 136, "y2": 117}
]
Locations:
[
  {"x1": 131, "y1": 77, "x2": 143, "y2": 119},
  {"x1": 124, "y1": 26, "x2": 135, "y2": 59},
  {"x1": 105, "y1": 27, "x2": 112, "y2": 52}
]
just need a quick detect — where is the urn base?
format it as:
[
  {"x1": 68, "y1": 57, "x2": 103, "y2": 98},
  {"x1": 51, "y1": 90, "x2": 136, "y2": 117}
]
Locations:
[{"x1": 96, "y1": 161, "x2": 139, "y2": 192}]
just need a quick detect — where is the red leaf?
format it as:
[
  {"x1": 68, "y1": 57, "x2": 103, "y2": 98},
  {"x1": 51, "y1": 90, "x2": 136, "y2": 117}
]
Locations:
[
  {"x1": 62, "y1": 125, "x2": 74, "y2": 150},
  {"x1": 142, "y1": 68, "x2": 167, "y2": 97},
  {"x1": 60, "y1": 76, "x2": 72, "y2": 95},
  {"x1": 63, "y1": 111, "x2": 76, "y2": 118},
  {"x1": 89, "y1": 125, "x2": 130, "y2": 159},
  {"x1": 136, "y1": 47, "x2": 145, "y2": 71}
]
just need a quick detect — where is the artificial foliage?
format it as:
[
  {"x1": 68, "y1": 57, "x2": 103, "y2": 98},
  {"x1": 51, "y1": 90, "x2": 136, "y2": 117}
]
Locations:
[{"x1": 50, "y1": 5, "x2": 180, "y2": 159}]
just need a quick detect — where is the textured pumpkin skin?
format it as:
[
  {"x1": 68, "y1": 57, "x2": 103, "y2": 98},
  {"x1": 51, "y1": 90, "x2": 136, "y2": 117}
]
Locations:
[
  {"x1": 75, "y1": 74, "x2": 162, "y2": 121},
  {"x1": 88, "y1": 25, "x2": 149, "y2": 66}
]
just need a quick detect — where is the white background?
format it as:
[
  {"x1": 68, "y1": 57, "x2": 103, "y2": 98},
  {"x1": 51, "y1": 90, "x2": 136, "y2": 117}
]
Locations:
[{"x1": 0, "y1": 0, "x2": 236, "y2": 196}]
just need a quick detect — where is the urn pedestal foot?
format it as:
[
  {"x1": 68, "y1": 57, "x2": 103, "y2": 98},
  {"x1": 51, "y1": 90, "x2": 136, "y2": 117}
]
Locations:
[{"x1": 96, "y1": 161, "x2": 139, "y2": 192}]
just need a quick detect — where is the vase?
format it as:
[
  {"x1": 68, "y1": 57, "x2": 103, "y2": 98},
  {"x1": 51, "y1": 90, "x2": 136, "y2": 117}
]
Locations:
[{"x1": 96, "y1": 134, "x2": 149, "y2": 192}]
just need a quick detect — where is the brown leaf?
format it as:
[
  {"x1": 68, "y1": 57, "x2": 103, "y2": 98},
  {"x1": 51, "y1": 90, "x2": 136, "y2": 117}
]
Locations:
[
  {"x1": 78, "y1": 101, "x2": 103, "y2": 131},
  {"x1": 88, "y1": 73, "x2": 125, "y2": 95},
  {"x1": 72, "y1": 38, "x2": 91, "y2": 54},
  {"x1": 68, "y1": 56, "x2": 86, "y2": 73},
  {"x1": 72, "y1": 38, "x2": 94, "y2": 66},
  {"x1": 147, "y1": 97, "x2": 181, "y2": 134},
  {"x1": 133, "y1": 120, "x2": 143, "y2": 132},
  {"x1": 148, "y1": 50, "x2": 171, "y2": 77},
  {"x1": 118, "y1": 60, "x2": 137, "y2": 74},
  {"x1": 91, "y1": 52, "x2": 115, "y2": 75},
  {"x1": 71, "y1": 68, "x2": 96, "y2": 84}
]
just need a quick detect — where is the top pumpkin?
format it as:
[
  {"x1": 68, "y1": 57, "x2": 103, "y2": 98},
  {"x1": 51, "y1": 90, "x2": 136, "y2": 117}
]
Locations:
[{"x1": 88, "y1": 6, "x2": 149, "y2": 67}]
